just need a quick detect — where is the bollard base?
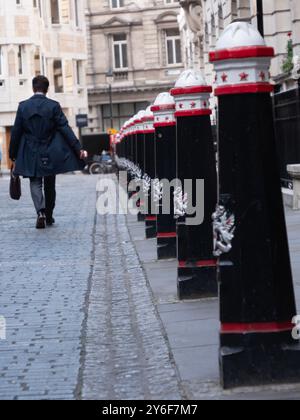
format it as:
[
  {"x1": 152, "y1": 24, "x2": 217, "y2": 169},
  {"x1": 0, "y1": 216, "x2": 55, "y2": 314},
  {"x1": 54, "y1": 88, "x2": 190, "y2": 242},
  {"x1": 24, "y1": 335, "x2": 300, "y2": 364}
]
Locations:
[
  {"x1": 177, "y1": 265, "x2": 218, "y2": 300},
  {"x1": 137, "y1": 213, "x2": 145, "y2": 222},
  {"x1": 145, "y1": 217, "x2": 157, "y2": 239},
  {"x1": 157, "y1": 235, "x2": 177, "y2": 260},
  {"x1": 220, "y1": 336, "x2": 300, "y2": 389}
]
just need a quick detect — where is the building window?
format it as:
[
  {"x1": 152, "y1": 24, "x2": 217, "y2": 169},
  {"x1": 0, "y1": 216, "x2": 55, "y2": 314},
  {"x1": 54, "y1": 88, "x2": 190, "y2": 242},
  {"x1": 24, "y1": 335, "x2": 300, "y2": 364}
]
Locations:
[
  {"x1": 164, "y1": 0, "x2": 179, "y2": 3},
  {"x1": 50, "y1": 0, "x2": 60, "y2": 24},
  {"x1": 76, "y1": 60, "x2": 83, "y2": 85},
  {"x1": 166, "y1": 29, "x2": 182, "y2": 66},
  {"x1": 38, "y1": 0, "x2": 42, "y2": 17},
  {"x1": 41, "y1": 55, "x2": 46, "y2": 75},
  {"x1": 50, "y1": 0, "x2": 70, "y2": 24},
  {"x1": 53, "y1": 59, "x2": 63, "y2": 92},
  {"x1": 60, "y1": 0, "x2": 70, "y2": 24},
  {"x1": 113, "y1": 34, "x2": 128, "y2": 70},
  {"x1": 74, "y1": 0, "x2": 80, "y2": 27},
  {"x1": 18, "y1": 45, "x2": 25, "y2": 75},
  {"x1": 110, "y1": 0, "x2": 124, "y2": 9}
]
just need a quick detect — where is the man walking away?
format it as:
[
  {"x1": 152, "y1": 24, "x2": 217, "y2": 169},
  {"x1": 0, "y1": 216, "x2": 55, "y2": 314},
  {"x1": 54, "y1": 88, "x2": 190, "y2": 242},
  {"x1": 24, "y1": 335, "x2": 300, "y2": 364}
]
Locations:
[{"x1": 9, "y1": 76, "x2": 87, "y2": 229}]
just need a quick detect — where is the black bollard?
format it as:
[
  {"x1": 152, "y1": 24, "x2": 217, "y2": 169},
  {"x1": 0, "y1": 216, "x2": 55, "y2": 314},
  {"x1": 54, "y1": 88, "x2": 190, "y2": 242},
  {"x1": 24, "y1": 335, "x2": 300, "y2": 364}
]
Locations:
[
  {"x1": 171, "y1": 70, "x2": 218, "y2": 300},
  {"x1": 132, "y1": 117, "x2": 138, "y2": 166},
  {"x1": 124, "y1": 122, "x2": 130, "y2": 162},
  {"x1": 121, "y1": 128, "x2": 126, "y2": 160},
  {"x1": 128, "y1": 117, "x2": 137, "y2": 194},
  {"x1": 135, "y1": 111, "x2": 146, "y2": 222},
  {"x1": 125, "y1": 123, "x2": 130, "y2": 160},
  {"x1": 142, "y1": 106, "x2": 157, "y2": 239},
  {"x1": 135, "y1": 111, "x2": 146, "y2": 173},
  {"x1": 210, "y1": 22, "x2": 300, "y2": 389},
  {"x1": 120, "y1": 125, "x2": 126, "y2": 159},
  {"x1": 124, "y1": 118, "x2": 134, "y2": 167},
  {"x1": 118, "y1": 129, "x2": 124, "y2": 158},
  {"x1": 151, "y1": 93, "x2": 177, "y2": 260}
]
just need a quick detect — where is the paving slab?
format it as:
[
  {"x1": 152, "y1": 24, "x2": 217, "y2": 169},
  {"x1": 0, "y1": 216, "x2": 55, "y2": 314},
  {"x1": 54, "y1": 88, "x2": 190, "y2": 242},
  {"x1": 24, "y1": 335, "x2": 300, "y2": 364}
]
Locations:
[{"x1": 127, "y1": 205, "x2": 300, "y2": 400}]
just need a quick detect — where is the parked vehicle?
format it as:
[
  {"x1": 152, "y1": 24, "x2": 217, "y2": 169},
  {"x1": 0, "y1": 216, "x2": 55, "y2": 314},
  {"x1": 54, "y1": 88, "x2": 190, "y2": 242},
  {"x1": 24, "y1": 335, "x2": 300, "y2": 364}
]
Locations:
[
  {"x1": 83, "y1": 152, "x2": 117, "y2": 175},
  {"x1": 80, "y1": 133, "x2": 117, "y2": 175}
]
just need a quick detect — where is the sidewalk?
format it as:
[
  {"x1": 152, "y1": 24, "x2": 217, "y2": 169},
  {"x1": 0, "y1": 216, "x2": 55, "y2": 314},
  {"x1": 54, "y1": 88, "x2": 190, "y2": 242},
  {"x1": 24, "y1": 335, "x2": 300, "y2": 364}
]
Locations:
[{"x1": 126, "y1": 208, "x2": 300, "y2": 400}]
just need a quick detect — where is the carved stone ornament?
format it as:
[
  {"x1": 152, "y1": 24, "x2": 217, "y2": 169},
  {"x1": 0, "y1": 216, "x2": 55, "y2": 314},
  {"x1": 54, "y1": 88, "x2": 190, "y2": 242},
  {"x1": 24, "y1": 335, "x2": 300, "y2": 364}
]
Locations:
[
  {"x1": 117, "y1": 158, "x2": 142, "y2": 181},
  {"x1": 180, "y1": 0, "x2": 203, "y2": 34},
  {"x1": 153, "y1": 178, "x2": 163, "y2": 203},
  {"x1": 174, "y1": 186, "x2": 188, "y2": 218},
  {"x1": 142, "y1": 174, "x2": 151, "y2": 194},
  {"x1": 212, "y1": 205, "x2": 236, "y2": 257}
]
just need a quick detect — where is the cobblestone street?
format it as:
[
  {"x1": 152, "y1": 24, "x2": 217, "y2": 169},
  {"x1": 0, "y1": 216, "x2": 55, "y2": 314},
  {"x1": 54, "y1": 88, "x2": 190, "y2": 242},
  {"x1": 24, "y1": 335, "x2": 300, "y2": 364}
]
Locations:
[{"x1": 0, "y1": 174, "x2": 181, "y2": 400}]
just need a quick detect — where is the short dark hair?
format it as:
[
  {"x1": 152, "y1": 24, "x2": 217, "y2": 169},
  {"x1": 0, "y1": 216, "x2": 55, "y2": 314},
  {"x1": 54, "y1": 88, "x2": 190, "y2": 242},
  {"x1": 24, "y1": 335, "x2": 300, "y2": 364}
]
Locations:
[{"x1": 32, "y1": 75, "x2": 49, "y2": 94}]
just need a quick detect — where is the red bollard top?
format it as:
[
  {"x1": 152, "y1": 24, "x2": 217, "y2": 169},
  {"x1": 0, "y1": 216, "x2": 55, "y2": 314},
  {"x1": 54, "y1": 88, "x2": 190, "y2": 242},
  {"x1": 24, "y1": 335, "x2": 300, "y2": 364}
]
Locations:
[
  {"x1": 170, "y1": 69, "x2": 212, "y2": 117},
  {"x1": 124, "y1": 123, "x2": 129, "y2": 139},
  {"x1": 134, "y1": 110, "x2": 146, "y2": 135},
  {"x1": 119, "y1": 128, "x2": 124, "y2": 141},
  {"x1": 142, "y1": 106, "x2": 155, "y2": 134},
  {"x1": 129, "y1": 116, "x2": 136, "y2": 136},
  {"x1": 151, "y1": 92, "x2": 176, "y2": 128},
  {"x1": 209, "y1": 22, "x2": 275, "y2": 96},
  {"x1": 123, "y1": 121, "x2": 129, "y2": 139}
]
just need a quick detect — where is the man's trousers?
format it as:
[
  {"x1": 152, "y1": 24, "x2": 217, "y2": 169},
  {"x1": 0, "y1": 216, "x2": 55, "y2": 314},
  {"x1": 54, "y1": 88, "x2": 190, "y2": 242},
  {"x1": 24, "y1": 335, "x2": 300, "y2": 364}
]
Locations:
[{"x1": 30, "y1": 176, "x2": 56, "y2": 216}]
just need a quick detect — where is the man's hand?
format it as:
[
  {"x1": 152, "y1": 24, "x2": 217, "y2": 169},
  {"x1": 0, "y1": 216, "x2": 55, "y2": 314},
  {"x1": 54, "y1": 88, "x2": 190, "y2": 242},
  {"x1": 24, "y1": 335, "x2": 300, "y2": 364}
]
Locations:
[
  {"x1": 79, "y1": 150, "x2": 88, "y2": 160},
  {"x1": 11, "y1": 161, "x2": 16, "y2": 172}
]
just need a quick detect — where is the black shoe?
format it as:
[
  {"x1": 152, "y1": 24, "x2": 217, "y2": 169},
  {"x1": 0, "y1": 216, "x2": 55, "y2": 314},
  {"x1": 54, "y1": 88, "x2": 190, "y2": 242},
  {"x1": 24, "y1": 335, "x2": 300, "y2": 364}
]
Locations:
[
  {"x1": 36, "y1": 212, "x2": 46, "y2": 229},
  {"x1": 46, "y1": 217, "x2": 55, "y2": 226}
]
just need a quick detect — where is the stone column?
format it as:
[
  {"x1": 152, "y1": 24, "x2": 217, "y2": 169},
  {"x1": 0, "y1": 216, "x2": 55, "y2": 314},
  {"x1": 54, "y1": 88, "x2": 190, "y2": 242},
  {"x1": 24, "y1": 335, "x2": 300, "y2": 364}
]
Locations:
[
  {"x1": 171, "y1": 69, "x2": 218, "y2": 300},
  {"x1": 151, "y1": 93, "x2": 177, "y2": 260},
  {"x1": 210, "y1": 21, "x2": 300, "y2": 389}
]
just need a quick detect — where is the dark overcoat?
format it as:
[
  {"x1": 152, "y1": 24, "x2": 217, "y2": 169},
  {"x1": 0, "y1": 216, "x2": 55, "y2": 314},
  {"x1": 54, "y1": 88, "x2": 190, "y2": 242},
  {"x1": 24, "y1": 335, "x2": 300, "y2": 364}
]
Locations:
[{"x1": 9, "y1": 95, "x2": 85, "y2": 177}]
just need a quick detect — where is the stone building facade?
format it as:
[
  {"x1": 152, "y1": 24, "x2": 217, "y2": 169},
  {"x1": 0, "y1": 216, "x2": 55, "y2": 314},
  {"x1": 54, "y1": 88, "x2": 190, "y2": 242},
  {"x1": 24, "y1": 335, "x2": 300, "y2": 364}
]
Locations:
[
  {"x1": 0, "y1": 0, "x2": 88, "y2": 170},
  {"x1": 86, "y1": 0, "x2": 184, "y2": 134},
  {"x1": 178, "y1": 0, "x2": 300, "y2": 90}
]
